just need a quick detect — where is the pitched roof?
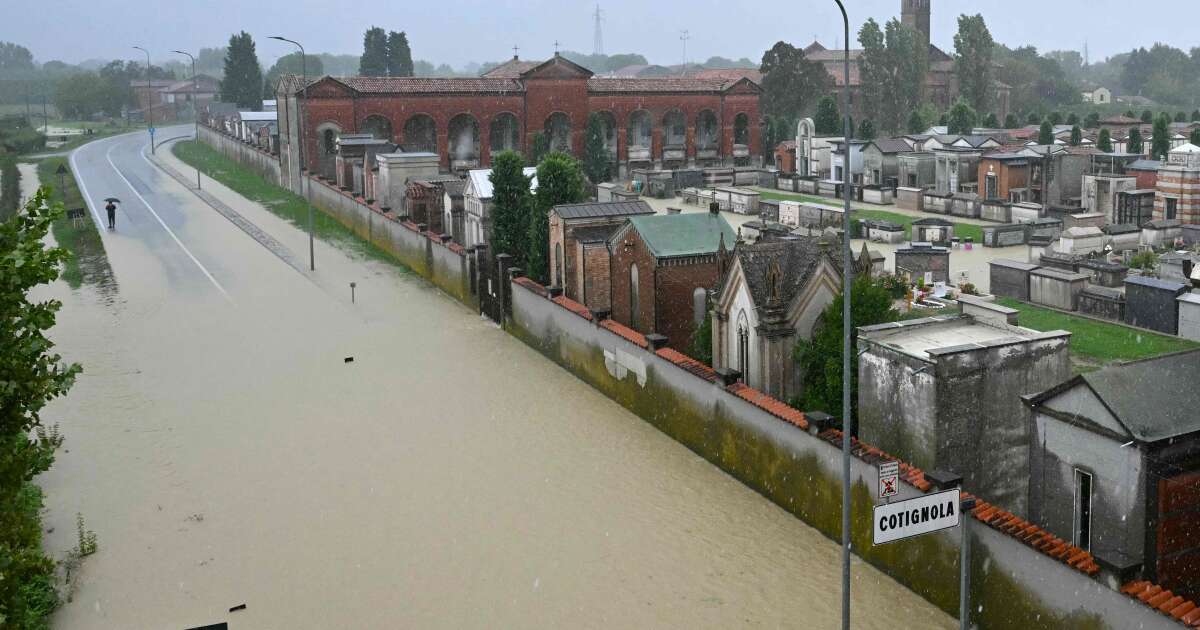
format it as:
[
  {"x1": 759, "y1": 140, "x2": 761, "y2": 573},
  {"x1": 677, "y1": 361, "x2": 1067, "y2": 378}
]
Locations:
[
  {"x1": 1127, "y1": 159, "x2": 1161, "y2": 171},
  {"x1": 480, "y1": 57, "x2": 541, "y2": 78},
  {"x1": 338, "y1": 76, "x2": 522, "y2": 93},
  {"x1": 1077, "y1": 350, "x2": 1200, "y2": 442},
  {"x1": 466, "y1": 166, "x2": 537, "y2": 200},
  {"x1": 586, "y1": 77, "x2": 752, "y2": 93},
  {"x1": 551, "y1": 200, "x2": 655, "y2": 220},
  {"x1": 869, "y1": 138, "x2": 914, "y2": 154},
  {"x1": 730, "y1": 237, "x2": 839, "y2": 310},
  {"x1": 623, "y1": 212, "x2": 736, "y2": 258},
  {"x1": 690, "y1": 67, "x2": 763, "y2": 83}
]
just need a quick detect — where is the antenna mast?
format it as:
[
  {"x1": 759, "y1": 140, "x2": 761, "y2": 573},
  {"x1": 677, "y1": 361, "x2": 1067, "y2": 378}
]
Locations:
[{"x1": 593, "y1": 4, "x2": 604, "y2": 56}]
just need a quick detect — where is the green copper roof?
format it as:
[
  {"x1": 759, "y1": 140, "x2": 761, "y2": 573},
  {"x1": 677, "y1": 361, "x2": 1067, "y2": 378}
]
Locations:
[{"x1": 626, "y1": 212, "x2": 736, "y2": 258}]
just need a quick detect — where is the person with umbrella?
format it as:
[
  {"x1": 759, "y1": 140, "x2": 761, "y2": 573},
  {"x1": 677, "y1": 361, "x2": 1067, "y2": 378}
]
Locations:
[{"x1": 103, "y1": 197, "x2": 120, "y2": 230}]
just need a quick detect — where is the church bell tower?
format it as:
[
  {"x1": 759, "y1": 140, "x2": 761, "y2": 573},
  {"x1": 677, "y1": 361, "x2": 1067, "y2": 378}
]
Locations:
[{"x1": 901, "y1": 0, "x2": 931, "y2": 48}]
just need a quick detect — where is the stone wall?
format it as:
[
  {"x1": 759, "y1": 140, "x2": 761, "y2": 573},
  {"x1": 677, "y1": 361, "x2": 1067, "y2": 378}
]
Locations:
[
  {"x1": 508, "y1": 280, "x2": 1179, "y2": 630},
  {"x1": 199, "y1": 125, "x2": 282, "y2": 185}
]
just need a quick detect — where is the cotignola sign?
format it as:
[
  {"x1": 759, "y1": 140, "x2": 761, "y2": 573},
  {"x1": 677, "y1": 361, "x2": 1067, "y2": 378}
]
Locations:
[{"x1": 872, "y1": 488, "x2": 961, "y2": 545}]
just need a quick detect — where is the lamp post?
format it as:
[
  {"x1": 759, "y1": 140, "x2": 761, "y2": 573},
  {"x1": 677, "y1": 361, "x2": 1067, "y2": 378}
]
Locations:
[
  {"x1": 831, "y1": 3, "x2": 854, "y2": 630},
  {"x1": 172, "y1": 50, "x2": 202, "y2": 189},
  {"x1": 133, "y1": 46, "x2": 154, "y2": 153},
  {"x1": 269, "y1": 36, "x2": 314, "y2": 272}
]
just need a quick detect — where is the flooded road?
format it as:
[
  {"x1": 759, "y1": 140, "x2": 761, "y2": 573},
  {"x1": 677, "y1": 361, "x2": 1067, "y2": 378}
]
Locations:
[{"x1": 34, "y1": 129, "x2": 956, "y2": 629}]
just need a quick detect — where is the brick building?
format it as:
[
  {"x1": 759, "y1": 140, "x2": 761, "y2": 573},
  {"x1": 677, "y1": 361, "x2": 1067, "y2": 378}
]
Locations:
[
  {"x1": 1155, "y1": 144, "x2": 1200, "y2": 224},
  {"x1": 276, "y1": 54, "x2": 762, "y2": 185},
  {"x1": 607, "y1": 209, "x2": 736, "y2": 350},
  {"x1": 549, "y1": 200, "x2": 655, "y2": 310}
]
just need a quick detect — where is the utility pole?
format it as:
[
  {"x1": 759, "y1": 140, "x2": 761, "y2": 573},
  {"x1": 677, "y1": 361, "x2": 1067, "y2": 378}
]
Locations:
[
  {"x1": 134, "y1": 46, "x2": 154, "y2": 153},
  {"x1": 173, "y1": 50, "x2": 201, "y2": 189},
  {"x1": 679, "y1": 30, "x2": 690, "y2": 75},
  {"x1": 592, "y1": 4, "x2": 604, "y2": 57}
]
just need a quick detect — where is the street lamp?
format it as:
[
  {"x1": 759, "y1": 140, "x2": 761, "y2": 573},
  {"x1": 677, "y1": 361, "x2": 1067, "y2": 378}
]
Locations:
[
  {"x1": 268, "y1": 35, "x2": 314, "y2": 272},
  {"x1": 172, "y1": 50, "x2": 202, "y2": 189},
  {"x1": 831, "y1": 3, "x2": 854, "y2": 630},
  {"x1": 133, "y1": 46, "x2": 154, "y2": 153}
]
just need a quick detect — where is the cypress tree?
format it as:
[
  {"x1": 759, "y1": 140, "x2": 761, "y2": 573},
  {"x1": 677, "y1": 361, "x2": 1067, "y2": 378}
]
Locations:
[
  {"x1": 1098, "y1": 128, "x2": 1113, "y2": 153},
  {"x1": 1069, "y1": 125, "x2": 1082, "y2": 146},
  {"x1": 582, "y1": 113, "x2": 612, "y2": 184},
  {"x1": 386, "y1": 31, "x2": 414, "y2": 77},
  {"x1": 488, "y1": 151, "x2": 533, "y2": 265},
  {"x1": 219, "y1": 32, "x2": 263, "y2": 109},
  {"x1": 528, "y1": 153, "x2": 586, "y2": 285},
  {"x1": 1038, "y1": 120, "x2": 1054, "y2": 145},
  {"x1": 1151, "y1": 113, "x2": 1171, "y2": 160},
  {"x1": 1128, "y1": 128, "x2": 1143, "y2": 154},
  {"x1": 1190, "y1": 128, "x2": 1200, "y2": 147},
  {"x1": 1003, "y1": 113, "x2": 1019, "y2": 129},
  {"x1": 814, "y1": 95, "x2": 841, "y2": 135},
  {"x1": 358, "y1": 27, "x2": 388, "y2": 76}
]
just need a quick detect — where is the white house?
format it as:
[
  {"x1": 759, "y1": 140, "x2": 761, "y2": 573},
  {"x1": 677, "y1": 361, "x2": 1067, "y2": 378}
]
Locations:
[
  {"x1": 1081, "y1": 86, "x2": 1112, "y2": 105},
  {"x1": 463, "y1": 167, "x2": 538, "y2": 250}
]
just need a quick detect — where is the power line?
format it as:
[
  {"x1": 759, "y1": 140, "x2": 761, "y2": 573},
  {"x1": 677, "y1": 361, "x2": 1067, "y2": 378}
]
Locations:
[
  {"x1": 680, "y1": 30, "x2": 690, "y2": 75},
  {"x1": 593, "y1": 4, "x2": 604, "y2": 57}
]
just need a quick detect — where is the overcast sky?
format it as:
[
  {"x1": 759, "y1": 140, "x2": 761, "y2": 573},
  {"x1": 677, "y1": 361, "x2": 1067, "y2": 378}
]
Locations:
[{"x1": 3, "y1": 0, "x2": 1198, "y2": 70}]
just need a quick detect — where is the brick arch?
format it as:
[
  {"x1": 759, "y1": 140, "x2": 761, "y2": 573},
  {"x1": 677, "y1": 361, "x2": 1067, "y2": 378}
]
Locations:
[
  {"x1": 662, "y1": 108, "x2": 687, "y2": 148},
  {"x1": 626, "y1": 109, "x2": 653, "y2": 149},
  {"x1": 314, "y1": 121, "x2": 343, "y2": 179},
  {"x1": 447, "y1": 113, "x2": 481, "y2": 168},
  {"x1": 487, "y1": 111, "x2": 522, "y2": 161},
  {"x1": 402, "y1": 113, "x2": 438, "y2": 154},
  {"x1": 696, "y1": 109, "x2": 719, "y2": 150},
  {"x1": 359, "y1": 113, "x2": 393, "y2": 141},
  {"x1": 544, "y1": 111, "x2": 572, "y2": 153},
  {"x1": 592, "y1": 110, "x2": 618, "y2": 157}
]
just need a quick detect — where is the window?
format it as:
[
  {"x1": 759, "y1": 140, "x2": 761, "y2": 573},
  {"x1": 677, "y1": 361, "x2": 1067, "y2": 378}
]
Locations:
[
  {"x1": 736, "y1": 310, "x2": 749, "y2": 379},
  {"x1": 1073, "y1": 469, "x2": 1093, "y2": 551},
  {"x1": 629, "y1": 263, "x2": 639, "y2": 330},
  {"x1": 554, "y1": 243, "x2": 562, "y2": 287},
  {"x1": 692, "y1": 288, "x2": 707, "y2": 325},
  {"x1": 1167, "y1": 197, "x2": 1178, "y2": 221}
]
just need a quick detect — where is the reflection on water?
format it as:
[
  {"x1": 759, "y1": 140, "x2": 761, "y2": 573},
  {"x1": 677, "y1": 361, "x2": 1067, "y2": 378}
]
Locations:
[{"x1": 34, "y1": 150, "x2": 955, "y2": 629}]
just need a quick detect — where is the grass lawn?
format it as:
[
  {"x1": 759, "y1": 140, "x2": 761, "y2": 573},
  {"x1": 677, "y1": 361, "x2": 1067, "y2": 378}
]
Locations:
[
  {"x1": 753, "y1": 188, "x2": 984, "y2": 243},
  {"x1": 996, "y1": 297, "x2": 1199, "y2": 368},
  {"x1": 37, "y1": 157, "x2": 115, "y2": 289},
  {"x1": 172, "y1": 140, "x2": 405, "y2": 268}
]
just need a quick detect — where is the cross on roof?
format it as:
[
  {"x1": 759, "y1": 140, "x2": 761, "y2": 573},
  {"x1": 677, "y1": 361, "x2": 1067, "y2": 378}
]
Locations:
[
  {"x1": 554, "y1": 40, "x2": 560, "y2": 53},
  {"x1": 512, "y1": 44, "x2": 519, "y2": 58}
]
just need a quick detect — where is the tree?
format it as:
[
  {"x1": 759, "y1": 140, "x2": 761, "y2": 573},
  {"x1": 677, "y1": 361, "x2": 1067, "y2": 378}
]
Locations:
[
  {"x1": 219, "y1": 32, "x2": 263, "y2": 109},
  {"x1": 763, "y1": 114, "x2": 797, "y2": 164},
  {"x1": 1070, "y1": 124, "x2": 1082, "y2": 146},
  {"x1": 953, "y1": 14, "x2": 995, "y2": 112},
  {"x1": 1084, "y1": 112, "x2": 1100, "y2": 129},
  {"x1": 793, "y1": 275, "x2": 899, "y2": 415},
  {"x1": 582, "y1": 112, "x2": 612, "y2": 184},
  {"x1": 759, "y1": 42, "x2": 832, "y2": 121},
  {"x1": 528, "y1": 132, "x2": 550, "y2": 166},
  {"x1": 1128, "y1": 128, "x2": 1144, "y2": 154},
  {"x1": 946, "y1": 98, "x2": 977, "y2": 135},
  {"x1": 1141, "y1": 109, "x2": 1154, "y2": 123},
  {"x1": 1026, "y1": 111, "x2": 1041, "y2": 125},
  {"x1": 1193, "y1": 109, "x2": 1200, "y2": 122},
  {"x1": 1124, "y1": 110, "x2": 1136, "y2": 119},
  {"x1": 1151, "y1": 113, "x2": 1171, "y2": 159},
  {"x1": 1038, "y1": 120, "x2": 1054, "y2": 145},
  {"x1": 907, "y1": 109, "x2": 927, "y2": 134},
  {"x1": 857, "y1": 18, "x2": 926, "y2": 134},
  {"x1": 857, "y1": 119, "x2": 876, "y2": 141},
  {"x1": 1048, "y1": 111, "x2": 1063, "y2": 125},
  {"x1": 1066, "y1": 112, "x2": 1079, "y2": 126},
  {"x1": 263, "y1": 52, "x2": 323, "y2": 99},
  {"x1": 528, "y1": 153, "x2": 586, "y2": 284},
  {"x1": 358, "y1": 27, "x2": 389, "y2": 76},
  {"x1": 0, "y1": 42, "x2": 35, "y2": 74},
  {"x1": 1003, "y1": 113, "x2": 1019, "y2": 129},
  {"x1": 1191, "y1": 128, "x2": 1200, "y2": 147},
  {"x1": 814, "y1": 95, "x2": 841, "y2": 135},
  {"x1": 1177, "y1": 111, "x2": 1189, "y2": 123},
  {"x1": 983, "y1": 112, "x2": 999, "y2": 128},
  {"x1": 0, "y1": 187, "x2": 79, "y2": 630},
  {"x1": 488, "y1": 151, "x2": 533, "y2": 265},
  {"x1": 1098, "y1": 128, "x2": 1113, "y2": 153},
  {"x1": 385, "y1": 31, "x2": 414, "y2": 77}
]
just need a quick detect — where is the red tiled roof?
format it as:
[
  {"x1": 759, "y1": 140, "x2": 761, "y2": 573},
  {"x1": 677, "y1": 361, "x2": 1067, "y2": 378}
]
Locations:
[
  {"x1": 552, "y1": 295, "x2": 594, "y2": 321},
  {"x1": 1121, "y1": 582, "x2": 1200, "y2": 626},
  {"x1": 481, "y1": 58, "x2": 542, "y2": 78},
  {"x1": 655, "y1": 347, "x2": 720, "y2": 382},
  {"x1": 728, "y1": 382, "x2": 809, "y2": 429},
  {"x1": 691, "y1": 68, "x2": 763, "y2": 83},
  {"x1": 339, "y1": 76, "x2": 523, "y2": 94},
  {"x1": 599, "y1": 319, "x2": 648, "y2": 348},
  {"x1": 586, "y1": 77, "x2": 743, "y2": 93},
  {"x1": 513, "y1": 276, "x2": 549, "y2": 297}
]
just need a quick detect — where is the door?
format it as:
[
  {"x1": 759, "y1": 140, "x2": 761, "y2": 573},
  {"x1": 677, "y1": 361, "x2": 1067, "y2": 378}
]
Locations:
[{"x1": 1157, "y1": 471, "x2": 1200, "y2": 599}]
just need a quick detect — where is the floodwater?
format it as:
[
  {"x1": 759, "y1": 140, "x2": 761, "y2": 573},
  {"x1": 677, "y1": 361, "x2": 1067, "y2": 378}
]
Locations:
[{"x1": 31, "y1": 133, "x2": 956, "y2": 629}]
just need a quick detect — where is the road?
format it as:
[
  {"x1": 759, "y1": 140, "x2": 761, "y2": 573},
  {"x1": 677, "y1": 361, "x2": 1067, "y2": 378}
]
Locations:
[{"x1": 34, "y1": 127, "x2": 955, "y2": 629}]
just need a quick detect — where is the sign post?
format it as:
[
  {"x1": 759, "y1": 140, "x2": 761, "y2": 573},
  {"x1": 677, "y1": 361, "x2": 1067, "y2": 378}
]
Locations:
[{"x1": 872, "y1": 488, "x2": 961, "y2": 546}]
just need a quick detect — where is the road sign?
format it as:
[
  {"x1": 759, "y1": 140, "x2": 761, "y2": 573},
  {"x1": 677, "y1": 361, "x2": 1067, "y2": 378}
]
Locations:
[
  {"x1": 878, "y1": 461, "x2": 899, "y2": 499},
  {"x1": 873, "y1": 488, "x2": 960, "y2": 545},
  {"x1": 55, "y1": 163, "x2": 68, "y2": 176}
]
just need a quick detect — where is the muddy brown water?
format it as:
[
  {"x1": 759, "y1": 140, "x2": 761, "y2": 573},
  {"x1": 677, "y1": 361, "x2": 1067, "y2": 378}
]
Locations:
[{"x1": 28, "y1": 142, "x2": 956, "y2": 629}]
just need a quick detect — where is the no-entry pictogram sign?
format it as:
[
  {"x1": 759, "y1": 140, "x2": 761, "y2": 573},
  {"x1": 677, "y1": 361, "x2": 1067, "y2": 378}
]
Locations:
[{"x1": 879, "y1": 460, "x2": 899, "y2": 499}]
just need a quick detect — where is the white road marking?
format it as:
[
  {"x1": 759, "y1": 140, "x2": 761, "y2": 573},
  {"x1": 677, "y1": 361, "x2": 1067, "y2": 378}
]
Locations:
[
  {"x1": 69, "y1": 140, "x2": 109, "y2": 227},
  {"x1": 103, "y1": 140, "x2": 233, "y2": 303}
]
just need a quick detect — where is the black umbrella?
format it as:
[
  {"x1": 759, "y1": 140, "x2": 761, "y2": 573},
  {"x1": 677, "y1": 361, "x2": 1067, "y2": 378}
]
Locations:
[{"x1": 104, "y1": 197, "x2": 121, "y2": 203}]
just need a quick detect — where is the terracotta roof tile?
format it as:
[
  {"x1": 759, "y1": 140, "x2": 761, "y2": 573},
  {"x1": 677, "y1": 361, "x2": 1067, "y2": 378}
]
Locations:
[
  {"x1": 726, "y1": 383, "x2": 809, "y2": 429},
  {"x1": 599, "y1": 319, "x2": 648, "y2": 348},
  {"x1": 655, "y1": 347, "x2": 720, "y2": 382},
  {"x1": 340, "y1": 76, "x2": 523, "y2": 94},
  {"x1": 513, "y1": 277, "x2": 549, "y2": 297},
  {"x1": 551, "y1": 295, "x2": 594, "y2": 321},
  {"x1": 587, "y1": 77, "x2": 744, "y2": 93}
]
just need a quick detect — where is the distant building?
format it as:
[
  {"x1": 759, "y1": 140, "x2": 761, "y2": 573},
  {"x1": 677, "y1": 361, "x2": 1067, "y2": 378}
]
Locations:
[
  {"x1": 1155, "y1": 143, "x2": 1200, "y2": 224},
  {"x1": 1081, "y1": 86, "x2": 1112, "y2": 105},
  {"x1": 548, "y1": 200, "x2": 655, "y2": 311},
  {"x1": 463, "y1": 166, "x2": 538, "y2": 250},
  {"x1": 1025, "y1": 350, "x2": 1200, "y2": 598}
]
